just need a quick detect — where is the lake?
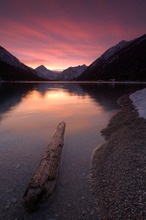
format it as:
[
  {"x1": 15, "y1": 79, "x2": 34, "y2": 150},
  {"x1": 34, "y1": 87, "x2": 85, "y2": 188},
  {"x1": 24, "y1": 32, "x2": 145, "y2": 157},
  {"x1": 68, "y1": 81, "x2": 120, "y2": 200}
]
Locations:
[{"x1": 0, "y1": 82, "x2": 145, "y2": 220}]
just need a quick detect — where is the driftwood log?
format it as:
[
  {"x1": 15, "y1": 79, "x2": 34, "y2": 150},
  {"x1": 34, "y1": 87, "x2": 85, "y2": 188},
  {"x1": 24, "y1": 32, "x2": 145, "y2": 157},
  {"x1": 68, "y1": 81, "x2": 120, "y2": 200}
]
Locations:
[{"x1": 23, "y1": 121, "x2": 66, "y2": 211}]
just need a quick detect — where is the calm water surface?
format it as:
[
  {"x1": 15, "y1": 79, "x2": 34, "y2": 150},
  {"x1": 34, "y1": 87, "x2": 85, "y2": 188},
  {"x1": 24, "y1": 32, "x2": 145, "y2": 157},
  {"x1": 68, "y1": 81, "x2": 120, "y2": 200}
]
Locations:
[{"x1": 0, "y1": 82, "x2": 145, "y2": 219}]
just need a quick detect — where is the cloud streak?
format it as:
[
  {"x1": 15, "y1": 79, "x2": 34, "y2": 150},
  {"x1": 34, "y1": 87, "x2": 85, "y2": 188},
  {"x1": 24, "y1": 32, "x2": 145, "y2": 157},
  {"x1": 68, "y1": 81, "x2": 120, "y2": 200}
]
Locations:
[{"x1": 0, "y1": 0, "x2": 146, "y2": 69}]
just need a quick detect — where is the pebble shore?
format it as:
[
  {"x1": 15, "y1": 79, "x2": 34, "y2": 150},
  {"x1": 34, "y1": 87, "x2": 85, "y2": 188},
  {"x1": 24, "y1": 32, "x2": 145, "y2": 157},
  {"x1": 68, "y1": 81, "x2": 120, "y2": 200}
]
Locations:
[{"x1": 91, "y1": 95, "x2": 146, "y2": 220}]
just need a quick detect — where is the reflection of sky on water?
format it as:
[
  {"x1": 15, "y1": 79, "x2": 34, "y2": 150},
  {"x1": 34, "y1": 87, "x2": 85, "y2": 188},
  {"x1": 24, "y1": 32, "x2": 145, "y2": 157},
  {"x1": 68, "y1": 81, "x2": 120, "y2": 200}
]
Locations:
[
  {"x1": 0, "y1": 87, "x2": 107, "y2": 142},
  {"x1": 0, "y1": 82, "x2": 146, "y2": 142},
  {"x1": 0, "y1": 82, "x2": 146, "y2": 219}
]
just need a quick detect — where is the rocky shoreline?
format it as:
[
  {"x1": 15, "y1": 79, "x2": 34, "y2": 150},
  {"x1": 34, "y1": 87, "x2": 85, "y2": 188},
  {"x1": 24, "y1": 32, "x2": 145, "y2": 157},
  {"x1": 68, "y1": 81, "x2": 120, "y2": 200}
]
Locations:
[{"x1": 91, "y1": 95, "x2": 146, "y2": 219}]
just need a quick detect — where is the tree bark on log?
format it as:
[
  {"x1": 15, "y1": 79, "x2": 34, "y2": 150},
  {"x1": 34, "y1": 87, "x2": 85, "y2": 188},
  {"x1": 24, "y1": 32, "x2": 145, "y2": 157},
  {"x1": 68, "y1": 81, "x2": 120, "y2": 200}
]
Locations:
[{"x1": 23, "y1": 121, "x2": 66, "y2": 211}]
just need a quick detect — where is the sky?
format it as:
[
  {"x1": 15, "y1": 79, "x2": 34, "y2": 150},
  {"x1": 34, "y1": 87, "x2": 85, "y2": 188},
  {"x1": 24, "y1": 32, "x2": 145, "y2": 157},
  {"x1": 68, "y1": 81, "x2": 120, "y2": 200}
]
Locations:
[{"x1": 0, "y1": 0, "x2": 146, "y2": 70}]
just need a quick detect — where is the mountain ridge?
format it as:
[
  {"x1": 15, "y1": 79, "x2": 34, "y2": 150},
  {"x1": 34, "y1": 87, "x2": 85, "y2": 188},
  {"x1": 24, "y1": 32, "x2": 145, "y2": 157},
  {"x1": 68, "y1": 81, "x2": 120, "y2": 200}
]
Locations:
[
  {"x1": 35, "y1": 65, "x2": 58, "y2": 80},
  {"x1": 76, "y1": 34, "x2": 146, "y2": 81},
  {"x1": 1, "y1": 34, "x2": 146, "y2": 81},
  {"x1": 35, "y1": 64, "x2": 87, "y2": 80},
  {"x1": 0, "y1": 46, "x2": 43, "y2": 81}
]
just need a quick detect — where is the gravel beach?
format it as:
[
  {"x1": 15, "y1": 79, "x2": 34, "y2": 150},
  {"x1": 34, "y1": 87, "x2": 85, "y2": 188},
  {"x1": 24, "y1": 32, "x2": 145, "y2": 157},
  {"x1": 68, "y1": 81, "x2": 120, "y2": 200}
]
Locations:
[{"x1": 91, "y1": 95, "x2": 146, "y2": 220}]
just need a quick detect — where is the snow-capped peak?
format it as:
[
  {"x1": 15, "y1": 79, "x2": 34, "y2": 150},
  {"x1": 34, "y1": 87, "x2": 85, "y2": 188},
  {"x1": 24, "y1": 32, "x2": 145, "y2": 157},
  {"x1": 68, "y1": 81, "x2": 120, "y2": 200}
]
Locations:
[
  {"x1": 35, "y1": 64, "x2": 87, "y2": 80},
  {"x1": 60, "y1": 64, "x2": 87, "y2": 80},
  {"x1": 35, "y1": 65, "x2": 59, "y2": 80},
  {"x1": 36, "y1": 65, "x2": 47, "y2": 71},
  {"x1": 0, "y1": 46, "x2": 20, "y2": 66},
  {"x1": 90, "y1": 40, "x2": 130, "y2": 68},
  {"x1": 35, "y1": 65, "x2": 53, "y2": 73},
  {"x1": 101, "y1": 40, "x2": 129, "y2": 60},
  {"x1": 0, "y1": 46, "x2": 29, "y2": 71}
]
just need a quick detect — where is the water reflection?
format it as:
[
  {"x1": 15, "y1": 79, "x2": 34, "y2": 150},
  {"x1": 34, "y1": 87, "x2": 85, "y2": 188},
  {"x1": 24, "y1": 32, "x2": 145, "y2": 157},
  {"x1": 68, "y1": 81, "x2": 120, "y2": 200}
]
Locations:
[
  {"x1": 0, "y1": 82, "x2": 146, "y2": 219},
  {"x1": 0, "y1": 87, "x2": 103, "y2": 142},
  {"x1": 0, "y1": 83, "x2": 37, "y2": 119},
  {"x1": 0, "y1": 82, "x2": 145, "y2": 138},
  {"x1": 77, "y1": 82, "x2": 146, "y2": 110},
  {"x1": 0, "y1": 82, "x2": 146, "y2": 121}
]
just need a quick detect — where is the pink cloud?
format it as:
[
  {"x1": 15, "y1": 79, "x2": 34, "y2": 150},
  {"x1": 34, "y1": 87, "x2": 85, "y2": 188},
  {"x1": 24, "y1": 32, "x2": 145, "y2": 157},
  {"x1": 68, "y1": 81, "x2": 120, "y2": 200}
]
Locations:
[{"x1": 0, "y1": 0, "x2": 146, "y2": 69}]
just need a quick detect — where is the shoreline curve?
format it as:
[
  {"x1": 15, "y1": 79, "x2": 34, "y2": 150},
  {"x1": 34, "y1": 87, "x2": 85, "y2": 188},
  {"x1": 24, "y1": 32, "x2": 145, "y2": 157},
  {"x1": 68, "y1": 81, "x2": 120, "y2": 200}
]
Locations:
[{"x1": 91, "y1": 95, "x2": 146, "y2": 220}]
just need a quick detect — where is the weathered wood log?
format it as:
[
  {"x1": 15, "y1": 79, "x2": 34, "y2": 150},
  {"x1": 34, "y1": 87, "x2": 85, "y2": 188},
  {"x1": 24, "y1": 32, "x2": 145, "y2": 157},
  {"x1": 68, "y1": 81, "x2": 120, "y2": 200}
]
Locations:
[{"x1": 23, "y1": 121, "x2": 66, "y2": 211}]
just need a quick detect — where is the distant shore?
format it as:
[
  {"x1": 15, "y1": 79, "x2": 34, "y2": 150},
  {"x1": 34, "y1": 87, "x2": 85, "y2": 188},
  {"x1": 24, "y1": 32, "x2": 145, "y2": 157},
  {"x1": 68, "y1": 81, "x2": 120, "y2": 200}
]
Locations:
[
  {"x1": 91, "y1": 95, "x2": 146, "y2": 219},
  {"x1": 1, "y1": 80, "x2": 146, "y2": 84}
]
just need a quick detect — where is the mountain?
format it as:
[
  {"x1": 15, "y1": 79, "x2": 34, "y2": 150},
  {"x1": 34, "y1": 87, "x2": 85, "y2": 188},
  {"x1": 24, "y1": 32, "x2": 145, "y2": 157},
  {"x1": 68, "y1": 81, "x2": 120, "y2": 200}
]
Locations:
[
  {"x1": 58, "y1": 65, "x2": 87, "y2": 80},
  {"x1": 0, "y1": 46, "x2": 42, "y2": 81},
  {"x1": 35, "y1": 65, "x2": 59, "y2": 80},
  {"x1": 35, "y1": 64, "x2": 87, "y2": 80},
  {"x1": 76, "y1": 34, "x2": 146, "y2": 81},
  {"x1": 0, "y1": 46, "x2": 87, "y2": 81}
]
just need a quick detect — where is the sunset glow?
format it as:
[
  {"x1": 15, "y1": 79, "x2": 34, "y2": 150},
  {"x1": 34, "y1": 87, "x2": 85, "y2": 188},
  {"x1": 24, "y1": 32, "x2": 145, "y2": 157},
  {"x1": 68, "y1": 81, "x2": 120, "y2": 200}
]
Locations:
[
  {"x1": 5, "y1": 87, "x2": 103, "y2": 136},
  {"x1": 0, "y1": 0, "x2": 146, "y2": 70}
]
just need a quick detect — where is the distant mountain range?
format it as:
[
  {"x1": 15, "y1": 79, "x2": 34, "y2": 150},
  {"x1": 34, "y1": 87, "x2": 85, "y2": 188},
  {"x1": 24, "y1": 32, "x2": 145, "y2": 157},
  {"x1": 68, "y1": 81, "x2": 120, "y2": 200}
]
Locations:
[
  {"x1": 76, "y1": 34, "x2": 146, "y2": 81},
  {"x1": 0, "y1": 34, "x2": 146, "y2": 81},
  {"x1": 35, "y1": 64, "x2": 87, "y2": 80},
  {"x1": 35, "y1": 65, "x2": 58, "y2": 80},
  {"x1": 0, "y1": 46, "x2": 87, "y2": 81}
]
